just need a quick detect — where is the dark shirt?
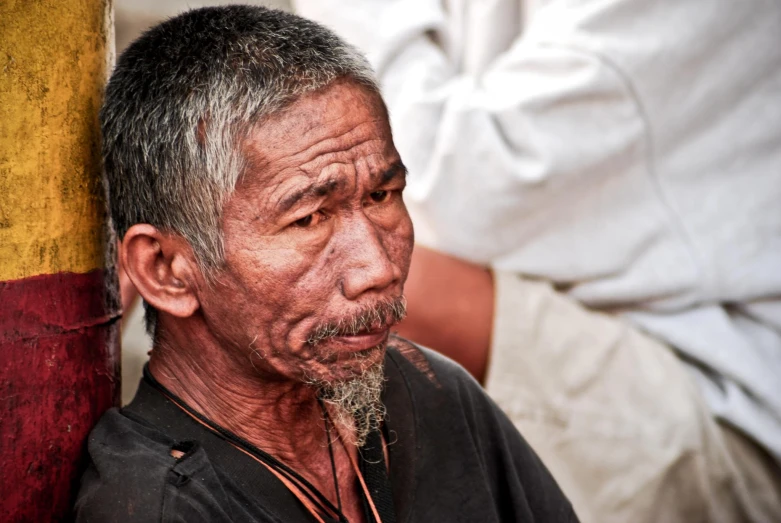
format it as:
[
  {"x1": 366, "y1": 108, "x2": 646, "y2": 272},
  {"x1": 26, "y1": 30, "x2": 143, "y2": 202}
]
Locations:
[{"x1": 75, "y1": 340, "x2": 577, "y2": 522}]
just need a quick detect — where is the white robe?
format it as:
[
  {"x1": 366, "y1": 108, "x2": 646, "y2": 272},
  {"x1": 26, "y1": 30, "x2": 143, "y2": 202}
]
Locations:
[{"x1": 294, "y1": 0, "x2": 781, "y2": 461}]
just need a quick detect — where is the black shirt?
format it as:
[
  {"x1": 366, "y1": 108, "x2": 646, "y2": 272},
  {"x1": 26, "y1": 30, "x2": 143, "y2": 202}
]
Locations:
[{"x1": 75, "y1": 340, "x2": 577, "y2": 522}]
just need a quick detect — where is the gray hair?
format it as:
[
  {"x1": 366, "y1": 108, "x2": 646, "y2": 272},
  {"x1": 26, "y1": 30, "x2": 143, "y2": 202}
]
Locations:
[{"x1": 102, "y1": 6, "x2": 380, "y2": 332}]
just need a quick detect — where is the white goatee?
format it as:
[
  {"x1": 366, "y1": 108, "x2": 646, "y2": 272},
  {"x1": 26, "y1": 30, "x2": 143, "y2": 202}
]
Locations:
[{"x1": 309, "y1": 361, "x2": 386, "y2": 447}]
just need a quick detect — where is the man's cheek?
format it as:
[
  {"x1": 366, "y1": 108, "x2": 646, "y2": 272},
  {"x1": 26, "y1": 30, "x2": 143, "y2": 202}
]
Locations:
[
  {"x1": 245, "y1": 250, "x2": 312, "y2": 293},
  {"x1": 393, "y1": 219, "x2": 415, "y2": 274}
]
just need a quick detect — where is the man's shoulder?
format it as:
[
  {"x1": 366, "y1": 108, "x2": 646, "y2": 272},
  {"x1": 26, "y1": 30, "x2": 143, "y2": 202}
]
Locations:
[
  {"x1": 384, "y1": 336, "x2": 579, "y2": 522},
  {"x1": 74, "y1": 407, "x2": 215, "y2": 522},
  {"x1": 384, "y1": 335, "x2": 503, "y2": 427},
  {"x1": 84, "y1": 406, "x2": 180, "y2": 472},
  {"x1": 74, "y1": 408, "x2": 175, "y2": 521},
  {"x1": 75, "y1": 392, "x2": 283, "y2": 523},
  {"x1": 386, "y1": 335, "x2": 484, "y2": 393}
]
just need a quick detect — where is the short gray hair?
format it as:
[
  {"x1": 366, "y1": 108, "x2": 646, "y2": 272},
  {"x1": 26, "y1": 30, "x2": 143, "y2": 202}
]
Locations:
[{"x1": 102, "y1": 6, "x2": 380, "y2": 331}]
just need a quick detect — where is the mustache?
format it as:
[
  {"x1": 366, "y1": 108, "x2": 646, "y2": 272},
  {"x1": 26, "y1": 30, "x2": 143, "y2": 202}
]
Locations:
[{"x1": 306, "y1": 296, "x2": 407, "y2": 346}]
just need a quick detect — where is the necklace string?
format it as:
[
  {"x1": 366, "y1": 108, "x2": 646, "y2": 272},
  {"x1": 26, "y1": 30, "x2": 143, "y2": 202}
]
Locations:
[
  {"x1": 329, "y1": 418, "x2": 385, "y2": 523},
  {"x1": 319, "y1": 399, "x2": 343, "y2": 516}
]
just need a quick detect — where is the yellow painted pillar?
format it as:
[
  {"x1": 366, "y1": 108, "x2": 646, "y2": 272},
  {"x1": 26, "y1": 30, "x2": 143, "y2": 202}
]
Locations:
[{"x1": 0, "y1": 1, "x2": 119, "y2": 520}]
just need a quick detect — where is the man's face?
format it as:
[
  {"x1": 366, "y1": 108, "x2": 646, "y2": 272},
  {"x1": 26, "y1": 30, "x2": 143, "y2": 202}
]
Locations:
[{"x1": 199, "y1": 80, "x2": 413, "y2": 385}]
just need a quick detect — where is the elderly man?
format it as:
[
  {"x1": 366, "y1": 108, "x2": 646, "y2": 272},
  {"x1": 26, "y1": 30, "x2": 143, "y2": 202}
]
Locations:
[{"x1": 74, "y1": 6, "x2": 575, "y2": 523}]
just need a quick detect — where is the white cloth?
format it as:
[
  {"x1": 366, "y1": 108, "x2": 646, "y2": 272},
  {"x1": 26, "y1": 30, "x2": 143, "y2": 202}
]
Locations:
[
  {"x1": 293, "y1": 0, "x2": 781, "y2": 461},
  {"x1": 487, "y1": 272, "x2": 781, "y2": 523}
]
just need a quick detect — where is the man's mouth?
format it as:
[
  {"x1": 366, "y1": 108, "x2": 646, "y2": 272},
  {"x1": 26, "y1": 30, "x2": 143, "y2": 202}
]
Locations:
[
  {"x1": 330, "y1": 327, "x2": 390, "y2": 352},
  {"x1": 305, "y1": 296, "x2": 407, "y2": 348}
]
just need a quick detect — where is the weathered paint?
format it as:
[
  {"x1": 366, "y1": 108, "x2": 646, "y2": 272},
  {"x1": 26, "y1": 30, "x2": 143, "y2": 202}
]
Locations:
[
  {"x1": 0, "y1": 0, "x2": 119, "y2": 521},
  {"x1": 0, "y1": 271, "x2": 121, "y2": 522},
  {"x1": 0, "y1": 0, "x2": 113, "y2": 281}
]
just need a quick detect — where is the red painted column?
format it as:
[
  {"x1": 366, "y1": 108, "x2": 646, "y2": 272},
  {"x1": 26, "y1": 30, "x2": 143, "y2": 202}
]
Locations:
[{"x1": 0, "y1": 1, "x2": 120, "y2": 521}]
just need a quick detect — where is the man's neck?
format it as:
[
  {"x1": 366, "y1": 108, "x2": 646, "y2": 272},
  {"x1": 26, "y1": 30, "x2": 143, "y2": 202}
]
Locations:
[
  {"x1": 148, "y1": 319, "x2": 384, "y2": 523},
  {"x1": 149, "y1": 331, "x2": 327, "y2": 457},
  {"x1": 146, "y1": 323, "x2": 364, "y2": 511}
]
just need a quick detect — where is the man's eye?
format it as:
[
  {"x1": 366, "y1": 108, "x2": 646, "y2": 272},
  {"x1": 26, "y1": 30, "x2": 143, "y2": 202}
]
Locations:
[
  {"x1": 292, "y1": 212, "x2": 325, "y2": 228},
  {"x1": 369, "y1": 190, "x2": 390, "y2": 203},
  {"x1": 293, "y1": 214, "x2": 314, "y2": 227}
]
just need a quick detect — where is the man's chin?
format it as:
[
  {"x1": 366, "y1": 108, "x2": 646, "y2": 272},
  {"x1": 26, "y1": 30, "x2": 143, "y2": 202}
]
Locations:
[
  {"x1": 309, "y1": 341, "x2": 387, "y2": 383},
  {"x1": 306, "y1": 360, "x2": 387, "y2": 447}
]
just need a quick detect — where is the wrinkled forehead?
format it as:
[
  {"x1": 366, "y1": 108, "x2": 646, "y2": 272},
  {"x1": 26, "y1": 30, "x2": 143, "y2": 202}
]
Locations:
[{"x1": 237, "y1": 80, "x2": 397, "y2": 193}]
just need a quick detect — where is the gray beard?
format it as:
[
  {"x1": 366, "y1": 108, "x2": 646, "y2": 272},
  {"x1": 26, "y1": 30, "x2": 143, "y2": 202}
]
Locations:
[{"x1": 308, "y1": 361, "x2": 386, "y2": 448}]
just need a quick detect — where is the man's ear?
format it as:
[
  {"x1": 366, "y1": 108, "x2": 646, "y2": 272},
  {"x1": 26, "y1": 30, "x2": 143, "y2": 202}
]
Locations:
[{"x1": 120, "y1": 224, "x2": 200, "y2": 320}]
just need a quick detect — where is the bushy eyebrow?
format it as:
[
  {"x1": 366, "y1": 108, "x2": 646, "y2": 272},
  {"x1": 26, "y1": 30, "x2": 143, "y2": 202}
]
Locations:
[
  {"x1": 277, "y1": 177, "x2": 343, "y2": 213},
  {"x1": 378, "y1": 161, "x2": 408, "y2": 185},
  {"x1": 276, "y1": 161, "x2": 407, "y2": 214}
]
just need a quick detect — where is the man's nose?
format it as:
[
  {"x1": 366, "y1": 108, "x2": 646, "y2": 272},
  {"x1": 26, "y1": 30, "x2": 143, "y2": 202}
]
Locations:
[{"x1": 339, "y1": 215, "x2": 402, "y2": 300}]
